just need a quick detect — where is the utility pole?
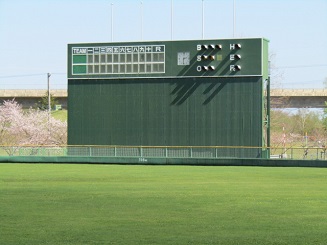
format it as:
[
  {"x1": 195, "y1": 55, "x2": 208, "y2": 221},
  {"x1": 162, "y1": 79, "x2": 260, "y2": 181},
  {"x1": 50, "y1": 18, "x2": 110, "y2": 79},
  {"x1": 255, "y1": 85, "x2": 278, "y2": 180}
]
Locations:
[
  {"x1": 47, "y1": 73, "x2": 51, "y2": 114},
  {"x1": 47, "y1": 72, "x2": 51, "y2": 143}
]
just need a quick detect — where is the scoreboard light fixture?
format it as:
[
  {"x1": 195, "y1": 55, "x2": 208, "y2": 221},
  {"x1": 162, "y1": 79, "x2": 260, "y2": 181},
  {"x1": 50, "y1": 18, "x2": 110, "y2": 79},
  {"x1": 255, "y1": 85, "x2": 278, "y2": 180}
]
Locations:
[
  {"x1": 235, "y1": 54, "x2": 241, "y2": 60},
  {"x1": 209, "y1": 44, "x2": 215, "y2": 49},
  {"x1": 201, "y1": 44, "x2": 209, "y2": 50},
  {"x1": 201, "y1": 55, "x2": 208, "y2": 60},
  {"x1": 209, "y1": 55, "x2": 215, "y2": 60},
  {"x1": 200, "y1": 66, "x2": 215, "y2": 71},
  {"x1": 235, "y1": 43, "x2": 241, "y2": 49},
  {"x1": 235, "y1": 65, "x2": 241, "y2": 70},
  {"x1": 215, "y1": 44, "x2": 222, "y2": 49}
]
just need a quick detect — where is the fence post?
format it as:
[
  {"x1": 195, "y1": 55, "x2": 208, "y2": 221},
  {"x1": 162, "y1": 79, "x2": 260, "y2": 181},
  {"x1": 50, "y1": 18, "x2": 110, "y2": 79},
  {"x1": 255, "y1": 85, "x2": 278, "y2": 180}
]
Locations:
[
  {"x1": 140, "y1": 147, "x2": 143, "y2": 157},
  {"x1": 165, "y1": 147, "x2": 168, "y2": 158},
  {"x1": 190, "y1": 147, "x2": 193, "y2": 158},
  {"x1": 114, "y1": 146, "x2": 117, "y2": 157},
  {"x1": 89, "y1": 146, "x2": 92, "y2": 157},
  {"x1": 316, "y1": 148, "x2": 319, "y2": 160}
]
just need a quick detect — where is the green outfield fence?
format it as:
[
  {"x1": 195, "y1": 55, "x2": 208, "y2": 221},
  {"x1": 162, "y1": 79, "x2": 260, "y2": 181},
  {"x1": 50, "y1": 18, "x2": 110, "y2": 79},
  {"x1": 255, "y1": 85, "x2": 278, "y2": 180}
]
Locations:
[{"x1": 0, "y1": 145, "x2": 326, "y2": 160}]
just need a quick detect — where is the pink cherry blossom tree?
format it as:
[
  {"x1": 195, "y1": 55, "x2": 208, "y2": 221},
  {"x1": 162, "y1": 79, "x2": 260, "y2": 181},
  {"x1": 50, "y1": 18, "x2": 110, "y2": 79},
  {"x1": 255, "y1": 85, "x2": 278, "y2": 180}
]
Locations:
[{"x1": 0, "y1": 100, "x2": 67, "y2": 155}]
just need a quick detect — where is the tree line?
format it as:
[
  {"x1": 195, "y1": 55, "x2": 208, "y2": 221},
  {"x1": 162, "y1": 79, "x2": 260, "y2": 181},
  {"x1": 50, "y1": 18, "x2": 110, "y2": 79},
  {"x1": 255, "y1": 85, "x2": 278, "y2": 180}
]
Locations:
[{"x1": 270, "y1": 108, "x2": 326, "y2": 147}]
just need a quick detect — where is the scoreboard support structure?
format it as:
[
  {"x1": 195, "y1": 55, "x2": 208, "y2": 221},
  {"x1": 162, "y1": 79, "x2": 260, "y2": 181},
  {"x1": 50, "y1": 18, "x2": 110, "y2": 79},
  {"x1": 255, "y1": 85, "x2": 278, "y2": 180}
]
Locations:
[{"x1": 68, "y1": 38, "x2": 270, "y2": 158}]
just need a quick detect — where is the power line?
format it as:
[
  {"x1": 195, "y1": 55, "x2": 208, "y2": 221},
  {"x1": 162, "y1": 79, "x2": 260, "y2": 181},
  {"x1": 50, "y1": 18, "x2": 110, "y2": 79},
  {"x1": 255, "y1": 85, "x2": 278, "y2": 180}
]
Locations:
[
  {"x1": 275, "y1": 64, "x2": 327, "y2": 69},
  {"x1": 0, "y1": 73, "x2": 46, "y2": 78},
  {"x1": 0, "y1": 73, "x2": 67, "y2": 79}
]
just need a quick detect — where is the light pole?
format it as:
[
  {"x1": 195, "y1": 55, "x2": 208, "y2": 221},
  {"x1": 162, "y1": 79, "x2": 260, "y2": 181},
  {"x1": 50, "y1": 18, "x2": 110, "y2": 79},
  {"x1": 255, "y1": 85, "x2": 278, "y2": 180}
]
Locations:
[
  {"x1": 141, "y1": 1, "x2": 143, "y2": 40},
  {"x1": 111, "y1": 3, "x2": 114, "y2": 42},
  {"x1": 233, "y1": 0, "x2": 235, "y2": 37},
  {"x1": 202, "y1": 0, "x2": 204, "y2": 39},
  {"x1": 171, "y1": 0, "x2": 173, "y2": 40}
]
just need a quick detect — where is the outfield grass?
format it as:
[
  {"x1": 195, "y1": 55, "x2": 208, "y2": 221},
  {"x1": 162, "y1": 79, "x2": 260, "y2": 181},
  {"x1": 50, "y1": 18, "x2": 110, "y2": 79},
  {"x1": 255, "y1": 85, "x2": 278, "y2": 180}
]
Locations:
[
  {"x1": 51, "y1": 109, "x2": 67, "y2": 122},
  {"x1": 1, "y1": 164, "x2": 327, "y2": 244}
]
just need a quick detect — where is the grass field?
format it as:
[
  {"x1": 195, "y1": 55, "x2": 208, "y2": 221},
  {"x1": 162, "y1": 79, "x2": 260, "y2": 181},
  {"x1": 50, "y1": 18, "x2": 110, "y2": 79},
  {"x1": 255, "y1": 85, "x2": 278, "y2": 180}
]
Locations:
[
  {"x1": 1, "y1": 164, "x2": 327, "y2": 245},
  {"x1": 51, "y1": 109, "x2": 67, "y2": 122}
]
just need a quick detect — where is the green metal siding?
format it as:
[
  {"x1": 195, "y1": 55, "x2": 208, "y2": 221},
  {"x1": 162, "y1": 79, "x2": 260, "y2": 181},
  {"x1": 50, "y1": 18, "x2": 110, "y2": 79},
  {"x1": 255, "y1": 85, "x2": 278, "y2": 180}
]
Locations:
[
  {"x1": 262, "y1": 38, "x2": 269, "y2": 80},
  {"x1": 68, "y1": 77, "x2": 262, "y2": 148}
]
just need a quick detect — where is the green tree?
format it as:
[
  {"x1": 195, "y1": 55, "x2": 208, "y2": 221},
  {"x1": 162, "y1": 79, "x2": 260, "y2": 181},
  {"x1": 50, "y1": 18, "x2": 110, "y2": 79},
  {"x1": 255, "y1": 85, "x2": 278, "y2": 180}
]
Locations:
[
  {"x1": 270, "y1": 108, "x2": 326, "y2": 147},
  {"x1": 293, "y1": 109, "x2": 323, "y2": 135},
  {"x1": 323, "y1": 77, "x2": 327, "y2": 88},
  {"x1": 37, "y1": 92, "x2": 58, "y2": 110},
  {"x1": 323, "y1": 102, "x2": 327, "y2": 130}
]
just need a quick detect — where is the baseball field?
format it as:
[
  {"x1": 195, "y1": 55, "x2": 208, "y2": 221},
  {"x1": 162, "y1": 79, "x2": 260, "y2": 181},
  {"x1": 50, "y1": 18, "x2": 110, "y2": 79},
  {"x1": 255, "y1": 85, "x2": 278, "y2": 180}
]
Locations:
[{"x1": 1, "y1": 163, "x2": 326, "y2": 244}]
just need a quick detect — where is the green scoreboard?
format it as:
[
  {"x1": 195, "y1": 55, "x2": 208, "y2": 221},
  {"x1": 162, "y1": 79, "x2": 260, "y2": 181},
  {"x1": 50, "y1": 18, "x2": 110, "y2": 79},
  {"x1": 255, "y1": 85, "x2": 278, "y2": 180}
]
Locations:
[{"x1": 68, "y1": 38, "x2": 269, "y2": 157}]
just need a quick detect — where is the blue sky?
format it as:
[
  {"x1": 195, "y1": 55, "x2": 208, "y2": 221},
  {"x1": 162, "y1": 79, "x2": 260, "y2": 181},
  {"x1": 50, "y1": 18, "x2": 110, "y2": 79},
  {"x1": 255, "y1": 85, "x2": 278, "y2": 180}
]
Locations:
[{"x1": 0, "y1": 0, "x2": 326, "y2": 89}]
